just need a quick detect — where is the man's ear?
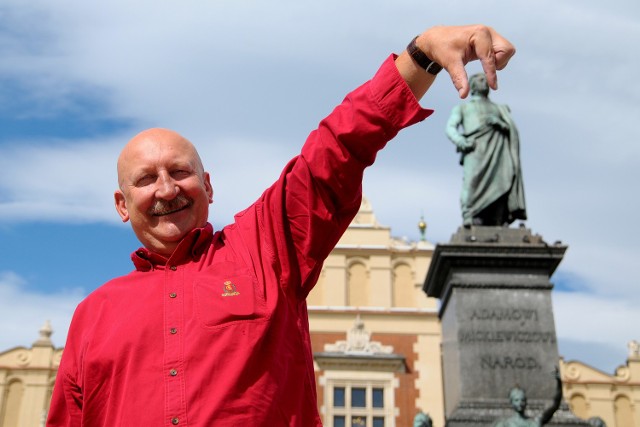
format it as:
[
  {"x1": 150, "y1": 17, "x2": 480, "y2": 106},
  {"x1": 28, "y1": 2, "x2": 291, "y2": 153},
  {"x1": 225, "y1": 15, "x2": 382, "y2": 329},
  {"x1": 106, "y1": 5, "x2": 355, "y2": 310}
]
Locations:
[
  {"x1": 114, "y1": 190, "x2": 130, "y2": 222},
  {"x1": 204, "y1": 172, "x2": 214, "y2": 203}
]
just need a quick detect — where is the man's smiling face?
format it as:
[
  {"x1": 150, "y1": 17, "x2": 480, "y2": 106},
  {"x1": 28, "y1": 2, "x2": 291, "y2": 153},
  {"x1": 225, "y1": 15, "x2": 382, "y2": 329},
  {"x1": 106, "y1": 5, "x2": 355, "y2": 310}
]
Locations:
[{"x1": 114, "y1": 128, "x2": 213, "y2": 256}]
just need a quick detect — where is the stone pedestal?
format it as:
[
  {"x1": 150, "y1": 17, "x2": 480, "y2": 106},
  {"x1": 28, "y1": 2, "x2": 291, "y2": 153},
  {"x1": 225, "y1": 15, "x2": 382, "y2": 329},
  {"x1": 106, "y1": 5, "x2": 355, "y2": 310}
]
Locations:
[{"x1": 423, "y1": 226, "x2": 587, "y2": 426}]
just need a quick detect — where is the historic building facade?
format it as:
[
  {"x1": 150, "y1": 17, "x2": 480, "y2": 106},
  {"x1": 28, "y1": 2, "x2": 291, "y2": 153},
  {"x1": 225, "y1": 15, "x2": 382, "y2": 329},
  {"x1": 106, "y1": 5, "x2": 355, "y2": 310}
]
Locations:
[
  {"x1": 561, "y1": 341, "x2": 640, "y2": 427},
  {"x1": 0, "y1": 322, "x2": 61, "y2": 427},
  {"x1": 1, "y1": 198, "x2": 638, "y2": 426},
  {"x1": 306, "y1": 197, "x2": 443, "y2": 427}
]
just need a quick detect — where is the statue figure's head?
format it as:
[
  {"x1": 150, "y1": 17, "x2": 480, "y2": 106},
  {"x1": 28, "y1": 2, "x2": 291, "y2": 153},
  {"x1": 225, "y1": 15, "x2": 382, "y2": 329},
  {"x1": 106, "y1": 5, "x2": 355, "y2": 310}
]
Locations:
[
  {"x1": 469, "y1": 73, "x2": 490, "y2": 97},
  {"x1": 413, "y1": 411, "x2": 433, "y2": 427},
  {"x1": 508, "y1": 387, "x2": 527, "y2": 414}
]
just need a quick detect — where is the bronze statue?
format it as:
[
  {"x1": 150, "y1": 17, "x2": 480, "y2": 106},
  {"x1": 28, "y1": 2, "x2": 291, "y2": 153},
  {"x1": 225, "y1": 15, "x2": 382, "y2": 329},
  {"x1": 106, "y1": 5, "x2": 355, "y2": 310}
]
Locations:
[
  {"x1": 493, "y1": 368, "x2": 562, "y2": 427},
  {"x1": 446, "y1": 73, "x2": 526, "y2": 227},
  {"x1": 413, "y1": 411, "x2": 433, "y2": 427}
]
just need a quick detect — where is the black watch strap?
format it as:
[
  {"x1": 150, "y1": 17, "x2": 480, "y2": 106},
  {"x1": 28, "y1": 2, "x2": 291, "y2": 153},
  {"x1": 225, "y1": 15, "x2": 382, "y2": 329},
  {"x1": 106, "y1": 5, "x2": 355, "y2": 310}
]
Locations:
[{"x1": 407, "y1": 36, "x2": 443, "y2": 75}]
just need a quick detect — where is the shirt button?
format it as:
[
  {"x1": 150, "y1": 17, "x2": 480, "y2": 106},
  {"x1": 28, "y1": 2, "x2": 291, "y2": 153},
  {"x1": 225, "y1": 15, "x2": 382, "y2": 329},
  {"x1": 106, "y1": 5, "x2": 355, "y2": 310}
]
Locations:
[
  {"x1": 170, "y1": 328, "x2": 178, "y2": 334},
  {"x1": 170, "y1": 369, "x2": 178, "y2": 376},
  {"x1": 169, "y1": 292, "x2": 177, "y2": 298},
  {"x1": 170, "y1": 265, "x2": 177, "y2": 271},
  {"x1": 171, "y1": 418, "x2": 179, "y2": 425}
]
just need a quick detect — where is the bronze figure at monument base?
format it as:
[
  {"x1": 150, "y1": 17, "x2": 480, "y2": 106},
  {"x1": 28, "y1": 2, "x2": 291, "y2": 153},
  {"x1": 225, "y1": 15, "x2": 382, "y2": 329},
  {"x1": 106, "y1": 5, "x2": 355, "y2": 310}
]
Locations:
[{"x1": 492, "y1": 368, "x2": 561, "y2": 427}]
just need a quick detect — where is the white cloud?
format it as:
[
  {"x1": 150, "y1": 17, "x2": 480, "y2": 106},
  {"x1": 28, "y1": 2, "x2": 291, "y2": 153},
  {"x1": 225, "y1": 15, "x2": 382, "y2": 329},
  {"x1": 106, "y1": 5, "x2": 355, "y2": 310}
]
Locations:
[
  {"x1": 0, "y1": 138, "x2": 122, "y2": 223},
  {"x1": 554, "y1": 291, "x2": 638, "y2": 371},
  {"x1": 554, "y1": 292, "x2": 640, "y2": 346},
  {"x1": 0, "y1": 272, "x2": 84, "y2": 351}
]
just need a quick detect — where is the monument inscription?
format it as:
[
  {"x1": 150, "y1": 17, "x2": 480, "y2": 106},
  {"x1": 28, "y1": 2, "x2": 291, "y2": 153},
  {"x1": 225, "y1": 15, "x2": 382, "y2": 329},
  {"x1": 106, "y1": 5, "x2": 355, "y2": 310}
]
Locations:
[
  {"x1": 458, "y1": 305, "x2": 556, "y2": 374},
  {"x1": 480, "y1": 355, "x2": 541, "y2": 371},
  {"x1": 469, "y1": 307, "x2": 539, "y2": 323},
  {"x1": 437, "y1": 281, "x2": 562, "y2": 415},
  {"x1": 460, "y1": 330, "x2": 555, "y2": 345}
]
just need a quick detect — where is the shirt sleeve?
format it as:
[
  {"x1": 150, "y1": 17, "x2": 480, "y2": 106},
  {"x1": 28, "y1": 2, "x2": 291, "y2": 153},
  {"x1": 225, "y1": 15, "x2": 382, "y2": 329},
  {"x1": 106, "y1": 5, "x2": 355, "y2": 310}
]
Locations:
[{"x1": 256, "y1": 54, "x2": 433, "y2": 298}]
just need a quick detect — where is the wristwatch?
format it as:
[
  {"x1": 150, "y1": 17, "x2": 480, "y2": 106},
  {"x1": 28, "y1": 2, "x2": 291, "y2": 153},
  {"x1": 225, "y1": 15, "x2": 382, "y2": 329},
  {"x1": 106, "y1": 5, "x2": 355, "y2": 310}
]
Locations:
[{"x1": 406, "y1": 36, "x2": 443, "y2": 75}]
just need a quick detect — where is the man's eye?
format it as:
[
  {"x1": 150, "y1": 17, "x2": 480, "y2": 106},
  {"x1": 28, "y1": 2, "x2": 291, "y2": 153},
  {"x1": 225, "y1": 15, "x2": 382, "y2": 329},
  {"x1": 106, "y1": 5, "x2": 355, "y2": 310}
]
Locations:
[
  {"x1": 172, "y1": 170, "x2": 191, "y2": 179},
  {"x1": 135, "y1": 175, "x2": 156, "y2": 187}
]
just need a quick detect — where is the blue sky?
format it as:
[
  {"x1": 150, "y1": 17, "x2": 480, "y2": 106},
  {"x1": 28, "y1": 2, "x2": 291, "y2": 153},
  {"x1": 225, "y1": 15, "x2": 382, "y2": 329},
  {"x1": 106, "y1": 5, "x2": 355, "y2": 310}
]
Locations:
[{"x1": 1, "y1": 0, "x2": 639, "y2": 374}]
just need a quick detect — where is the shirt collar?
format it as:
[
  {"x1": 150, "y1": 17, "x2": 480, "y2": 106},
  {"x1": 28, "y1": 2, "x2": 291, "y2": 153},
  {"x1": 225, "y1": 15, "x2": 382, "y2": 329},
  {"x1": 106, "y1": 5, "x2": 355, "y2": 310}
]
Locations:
[{"x1": 131, "y1": 223, "x2": 214, "y2": 271}]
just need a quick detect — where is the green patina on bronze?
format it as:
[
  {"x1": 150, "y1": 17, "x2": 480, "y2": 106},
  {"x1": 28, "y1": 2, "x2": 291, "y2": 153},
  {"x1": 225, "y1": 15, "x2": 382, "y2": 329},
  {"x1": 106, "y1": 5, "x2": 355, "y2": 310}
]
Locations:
[
  {"x1": 493, "y1": 368, "x2": 562, "y2": 427},
  {"x1": 446, "y1": 73, "x2": 526, "y2": 226},
  {"x1": 413, "y1": 411, "x2": 433, "y2": 427}
]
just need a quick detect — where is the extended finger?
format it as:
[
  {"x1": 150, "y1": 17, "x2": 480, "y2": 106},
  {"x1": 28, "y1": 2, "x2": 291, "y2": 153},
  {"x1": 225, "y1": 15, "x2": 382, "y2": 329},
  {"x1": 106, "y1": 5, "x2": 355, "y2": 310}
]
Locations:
[
  {"x1": 446, "y1": 60, "x2": 470, "y2": 99},
  {"x1": 472, "y1": 26, "x2": 499, "y2": 90}
]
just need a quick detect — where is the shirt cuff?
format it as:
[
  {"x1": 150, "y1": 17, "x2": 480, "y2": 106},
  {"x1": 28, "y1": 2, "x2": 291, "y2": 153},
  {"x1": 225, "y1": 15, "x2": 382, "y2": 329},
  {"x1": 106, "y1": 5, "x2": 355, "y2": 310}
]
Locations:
[{"x1": 368, "y1": 54, "x2": 433, "y2": 130}]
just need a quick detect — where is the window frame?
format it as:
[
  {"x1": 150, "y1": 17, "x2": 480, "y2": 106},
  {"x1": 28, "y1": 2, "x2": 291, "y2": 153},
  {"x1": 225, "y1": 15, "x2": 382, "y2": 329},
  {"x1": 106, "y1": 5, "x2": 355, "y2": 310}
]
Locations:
[{"x1": 322, "y1": 371, "x2": 396, "y2": 427}]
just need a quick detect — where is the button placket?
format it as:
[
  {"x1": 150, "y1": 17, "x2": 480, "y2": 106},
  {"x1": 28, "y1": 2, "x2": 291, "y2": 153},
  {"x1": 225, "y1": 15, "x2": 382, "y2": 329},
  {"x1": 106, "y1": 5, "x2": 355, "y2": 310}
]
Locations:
[{"x1": 165, "y1": 264, "x2": 186, "y2": 426}]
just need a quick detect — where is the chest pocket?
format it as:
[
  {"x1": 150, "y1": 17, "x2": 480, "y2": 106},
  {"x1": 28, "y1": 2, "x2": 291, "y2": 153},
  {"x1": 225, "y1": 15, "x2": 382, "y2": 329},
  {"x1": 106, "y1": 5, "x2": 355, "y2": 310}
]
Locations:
[{"x1": 193, "y1": 261, "x2": 267, "y2": 328}]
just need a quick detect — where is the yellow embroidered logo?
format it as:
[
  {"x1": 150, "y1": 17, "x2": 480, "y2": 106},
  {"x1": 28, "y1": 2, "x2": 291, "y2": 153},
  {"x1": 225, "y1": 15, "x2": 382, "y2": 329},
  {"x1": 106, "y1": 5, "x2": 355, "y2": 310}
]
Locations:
[{"x1": 221, "y1": 280, "x2": 240, "y2": 297}]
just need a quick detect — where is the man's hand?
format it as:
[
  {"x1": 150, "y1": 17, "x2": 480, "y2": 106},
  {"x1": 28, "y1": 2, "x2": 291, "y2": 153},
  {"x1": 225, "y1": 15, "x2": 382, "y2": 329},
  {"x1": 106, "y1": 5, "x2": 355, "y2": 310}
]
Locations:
[{"x1": 396, "y1": 24, "x2": 515, "y2": 100}]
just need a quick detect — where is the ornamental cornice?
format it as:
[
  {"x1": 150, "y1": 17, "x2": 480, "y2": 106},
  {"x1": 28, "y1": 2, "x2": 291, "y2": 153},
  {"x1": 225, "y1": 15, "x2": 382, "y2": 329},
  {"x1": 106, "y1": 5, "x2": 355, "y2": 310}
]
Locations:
[
  {"x1": 315, "y1": 315, "x2": 407, "y2": 373},
  {"x1": 314, "y1": 353, "x2": 406, "y2": 373}
]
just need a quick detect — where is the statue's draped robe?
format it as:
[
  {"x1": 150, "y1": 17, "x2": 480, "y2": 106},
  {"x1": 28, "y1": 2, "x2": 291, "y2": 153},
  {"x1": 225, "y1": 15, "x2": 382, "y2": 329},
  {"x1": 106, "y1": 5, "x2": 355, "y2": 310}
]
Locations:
[{"x1": 447, "y1": 98, "x2": 526, "y2": 225}]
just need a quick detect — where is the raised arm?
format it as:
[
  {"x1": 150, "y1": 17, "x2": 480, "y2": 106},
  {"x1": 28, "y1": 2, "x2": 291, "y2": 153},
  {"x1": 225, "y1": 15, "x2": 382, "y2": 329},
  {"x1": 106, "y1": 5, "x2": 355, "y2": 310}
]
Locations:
[
  {"x1": 263, "y1": 24, "x2": 515, "y2": 298},
  {"x1": 395, "y1": 25, "x2": 516, "y2": 100},
  {"x1": 539, "y1": 367, "x2": 563, "y2": 425}
]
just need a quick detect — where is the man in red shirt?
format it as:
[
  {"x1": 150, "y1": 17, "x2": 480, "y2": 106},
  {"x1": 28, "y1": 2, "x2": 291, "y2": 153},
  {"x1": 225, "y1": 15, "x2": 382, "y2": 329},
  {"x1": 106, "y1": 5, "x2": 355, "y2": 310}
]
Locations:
[{"x1": 47, "y1": 25, "x2": 515, "y2": 426}]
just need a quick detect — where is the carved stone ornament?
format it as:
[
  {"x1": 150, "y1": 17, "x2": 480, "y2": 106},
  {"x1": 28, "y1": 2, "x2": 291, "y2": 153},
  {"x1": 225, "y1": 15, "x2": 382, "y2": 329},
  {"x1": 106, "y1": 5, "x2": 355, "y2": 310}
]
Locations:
[
  {"x1": 324, "y1": 315, "x2": 393, "y2": 355},
  {"x1": 628, "y1": 340, "x2": 640, "y2": 359}
]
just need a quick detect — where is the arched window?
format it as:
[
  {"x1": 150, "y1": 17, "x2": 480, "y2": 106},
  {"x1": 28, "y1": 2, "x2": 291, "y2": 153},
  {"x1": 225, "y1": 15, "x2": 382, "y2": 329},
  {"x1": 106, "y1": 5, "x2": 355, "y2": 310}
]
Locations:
[
  {"x1": 348, "y1": 262, "x2": 369, "y2": 306},
  {"x1": 615, "y1": 395, "x2": 635, "y2": 427},
  {"x1": 568, "y1": 393, "x2": 588, "y2": 419},
  {"x1": 392, "y1": 263, "x2": 414, "y2": 307},
  {"x1": 1, "y1": 379, "x2": 25, "y2": 427}
]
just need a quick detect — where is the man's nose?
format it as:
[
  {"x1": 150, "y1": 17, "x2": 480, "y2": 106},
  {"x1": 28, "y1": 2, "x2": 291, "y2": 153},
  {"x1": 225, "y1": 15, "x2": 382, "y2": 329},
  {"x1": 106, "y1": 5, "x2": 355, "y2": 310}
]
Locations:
[{"x1": 155, "y1": 172, "x2": 179, "y2": 199}]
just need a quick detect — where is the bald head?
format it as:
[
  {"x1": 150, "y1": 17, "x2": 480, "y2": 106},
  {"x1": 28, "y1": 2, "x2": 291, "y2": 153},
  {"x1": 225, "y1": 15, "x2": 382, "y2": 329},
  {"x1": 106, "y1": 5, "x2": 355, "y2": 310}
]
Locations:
[{"x1": 117, "y1": 128, "x2": 205, "y2": 189}]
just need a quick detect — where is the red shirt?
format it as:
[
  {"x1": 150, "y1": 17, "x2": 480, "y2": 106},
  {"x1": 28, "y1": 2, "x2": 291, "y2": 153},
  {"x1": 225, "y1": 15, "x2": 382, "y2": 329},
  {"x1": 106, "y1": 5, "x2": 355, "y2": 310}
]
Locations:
[{"x1": 47, "y1": 55, "x2": 431, "y2": 427}]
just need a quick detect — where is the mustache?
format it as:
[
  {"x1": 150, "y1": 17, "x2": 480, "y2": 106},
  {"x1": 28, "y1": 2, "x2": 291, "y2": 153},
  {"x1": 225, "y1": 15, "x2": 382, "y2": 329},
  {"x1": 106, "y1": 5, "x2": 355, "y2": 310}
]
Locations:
[{"x1": 148, "y1": 194, "x2": 193, "y2": 216}]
